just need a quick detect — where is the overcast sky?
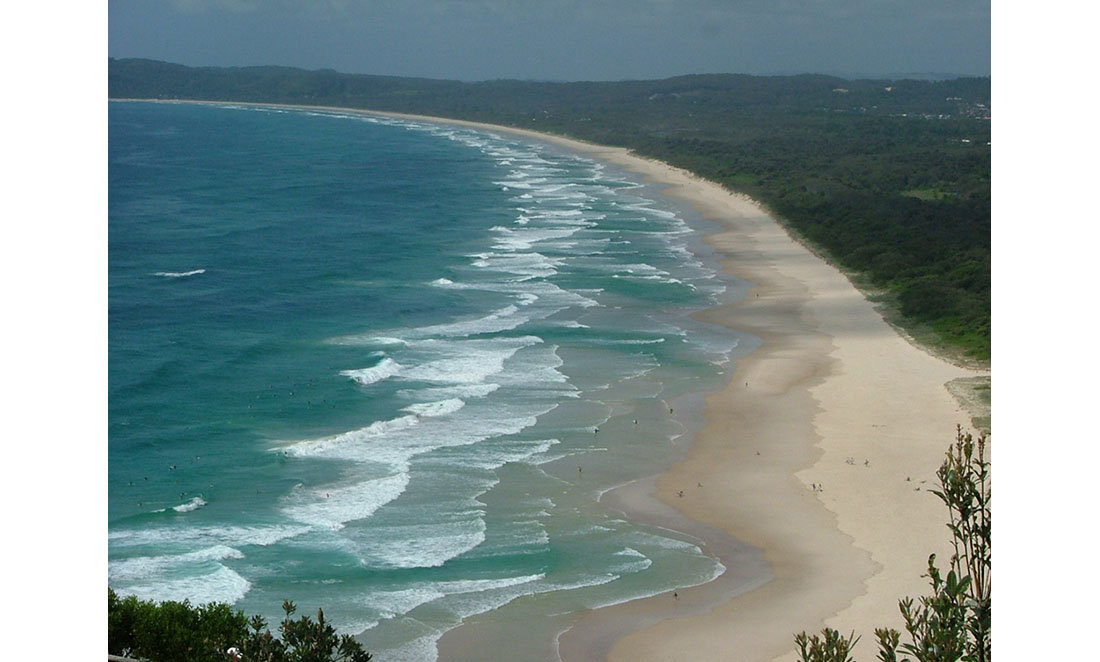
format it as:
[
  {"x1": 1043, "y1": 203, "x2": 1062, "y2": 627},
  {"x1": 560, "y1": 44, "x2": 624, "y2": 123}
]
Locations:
[{"x1": 108, "y1": 0, "x2": 990, "y2": 81}]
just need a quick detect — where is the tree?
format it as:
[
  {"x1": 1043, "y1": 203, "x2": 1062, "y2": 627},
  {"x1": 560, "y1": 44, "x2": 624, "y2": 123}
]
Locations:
[
  {"x1": 107, "y1": 590, "x2": 248, "y2": 662},
  {"x1": 796, "y1": 427, "x2": 991, "y2": 662},
  {"x1": 275, "y1": 600, "x2": 372, "y2": 662},
  {"x1": 107, "y1": 591, "x2": 372, "y2": 661}
]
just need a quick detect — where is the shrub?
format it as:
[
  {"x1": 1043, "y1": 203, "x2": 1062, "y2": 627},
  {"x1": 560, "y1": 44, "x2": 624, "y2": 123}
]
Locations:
[{"x1": 796, "y1": 427, "x2": 990, "y2": 662}]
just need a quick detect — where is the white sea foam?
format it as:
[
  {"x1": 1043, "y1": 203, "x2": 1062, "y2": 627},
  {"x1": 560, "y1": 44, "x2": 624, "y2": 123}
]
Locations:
[
  {"x1": 376, "y1": 635, "x2": 443, "y2": 662},
  {"x1": 582, "y1": 337, "x2": 666, "y2": 346},
  {"x1": 116, "y1": 564, "x2": 252, "y2": 606},
  {"x1": 398, "y1": 383, "x2": 501, "y2": 400},
  {"x1": 471, "y1": 251, "x2": 561, "y2": 281},
  {"x1": 440, "y1": 573, "x2": 546, "y2": 595},
  {"x1": 437, "y1": 276, "x2": 597, "y2": 315},
  {"x1": 491, "y1": 226, "x2": 585, "y2": 251},
  {"x1": 328, "y1": 334, "x2": 409, "y2": 347},
  {"x1": 494, "y1": 343, "x2": 572, "y2": 390},
  {"x1": 341, "y1": 358, "x2": 403, "y2": 386},
  {"x1": 355, "y1": 516, "x2": 488, "y2": 569},
  {"x1": 402, "y1": 336, "x2": 541, "y2": 384},
  {"x1": 283, "y1": 347, "x2": 561, "y2": 466},
  {"x1": 457, "y1": 438, "x2": 560, "y2": 471},
  {"x1": 359, "y1": 586, "x2": 448, "y2": 621},
  {"x1": 281, "y1": 415, "x2": 421, "y2": 459},
  {"x1": 109, "y1": 545, "x2": 252, "y2": 605},
  {"x1": 366, "y1": 573, "x2": 548, "y2": 662},
  {"x1": 405, "y1": 303, "x2": 532, "y2": 338},
  {"x1": 281, "y1": 472, "x2": 411, "y2": 530},
  {"x1": 610, "y1": 547, "x2": 653, "y2": 574},
  {"x1": 172, "y1": 496, "x2": 207, "y2": 513},
  {"x1": 277, "y1": 339, "x2": 567, "y2": 533},
  {"x1": 109, "y1": 544, "x2": 244, "y2": 581},
  {"x1": 403, "y1": 398, "x2": 466, "y2": 418},
  {"x1": 154, "y1": 269, "x2": 206, "y2": 278},
  {"x1": 371, "y1": 336, "x2": 410, "y2": 346},
  {"x1": 108, "y1": 523, "x2": 312, "y2": 549},
  {"x1": 479, "y1": 518, "x2": 552, "y2": 552}
]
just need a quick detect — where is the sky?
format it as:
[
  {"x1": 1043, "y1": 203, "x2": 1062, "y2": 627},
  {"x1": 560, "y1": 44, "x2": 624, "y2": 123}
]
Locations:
[{"x1": 108, "y1": 0, "x2": 991, "y2": 81}]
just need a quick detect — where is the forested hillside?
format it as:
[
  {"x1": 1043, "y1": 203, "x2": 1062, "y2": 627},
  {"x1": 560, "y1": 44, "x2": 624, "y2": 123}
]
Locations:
[{"x1": 109, "y1": 59, "x2": 990, "y2": 360}]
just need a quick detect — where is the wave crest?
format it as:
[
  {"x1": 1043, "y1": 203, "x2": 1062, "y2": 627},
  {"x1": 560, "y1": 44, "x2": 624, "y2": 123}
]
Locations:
[{"x1": 154, "y1": 269, "x2": 206, "y2": 278}]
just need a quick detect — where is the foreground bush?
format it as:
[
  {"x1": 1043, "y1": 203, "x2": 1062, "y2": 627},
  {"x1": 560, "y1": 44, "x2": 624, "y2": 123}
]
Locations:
[
  {"x1": 108, "y1": 591, "x2": 372, "y2": 661},
  {"x1": 796, "y1": 427, "x2": 990, "y2": 662}
]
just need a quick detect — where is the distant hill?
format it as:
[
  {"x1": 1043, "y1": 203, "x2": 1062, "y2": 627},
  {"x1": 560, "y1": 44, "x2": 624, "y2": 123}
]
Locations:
[
  {"x1": 109, "y1": 59, "x2": 990, "y2": 361},
  {"x1": 108, "y1": 58, "x2": 989, "y2": 119}
]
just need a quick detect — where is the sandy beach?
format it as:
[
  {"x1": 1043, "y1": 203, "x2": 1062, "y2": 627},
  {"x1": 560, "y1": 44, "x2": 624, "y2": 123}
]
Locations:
[
  {"x1": 145, "y1": 101, "x2": 988, "y2": 660},
  {"x1": 564, "y1": 158, "x2": 983, "y2": 662},
  {"x1": 400, "y1": 114, "x2": 986, "y2": 661}
]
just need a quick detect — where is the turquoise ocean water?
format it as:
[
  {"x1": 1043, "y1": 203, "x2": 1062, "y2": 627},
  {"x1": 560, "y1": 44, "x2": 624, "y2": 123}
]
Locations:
[{"x1": 108, "y1": 101, "x2": 753, "y2": 660}]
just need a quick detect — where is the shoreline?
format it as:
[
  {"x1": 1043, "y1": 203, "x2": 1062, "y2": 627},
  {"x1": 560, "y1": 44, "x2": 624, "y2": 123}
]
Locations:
[
  {"x1": 533, "y1": 122, "x2": 984, "y2": 660},
  {"x1": 113, "y1": 99, "x2": 988, "y2": 660},
  {"x1": 348, "y1": 106, "x2": 984, "y2": 660}
]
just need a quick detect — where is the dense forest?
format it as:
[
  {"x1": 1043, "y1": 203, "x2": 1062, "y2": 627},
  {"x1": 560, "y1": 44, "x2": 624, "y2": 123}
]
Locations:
[{"x1": 109, "y1": 59, "x2": 990, "y2": 361}]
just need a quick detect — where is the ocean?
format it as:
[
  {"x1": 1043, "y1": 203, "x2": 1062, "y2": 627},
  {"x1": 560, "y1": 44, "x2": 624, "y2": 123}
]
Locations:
[{"x1": 108, "y1": 100, "x2": 754, "y2": 660}]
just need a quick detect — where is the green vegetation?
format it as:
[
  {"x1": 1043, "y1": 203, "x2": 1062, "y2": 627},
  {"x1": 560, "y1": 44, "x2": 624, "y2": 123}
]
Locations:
[
  {"x1": 109, "y1": 59, "x2": 990, "y2": 361},
  {"x1": 796, "y1": 428, "x2": 991, "y2": 662},
  {"x1": 900, "y1": 188, "x2": 954, "y2": 202},
  {"x1": 107, "y1": 590, "x2": 372, "y2": 661}
]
